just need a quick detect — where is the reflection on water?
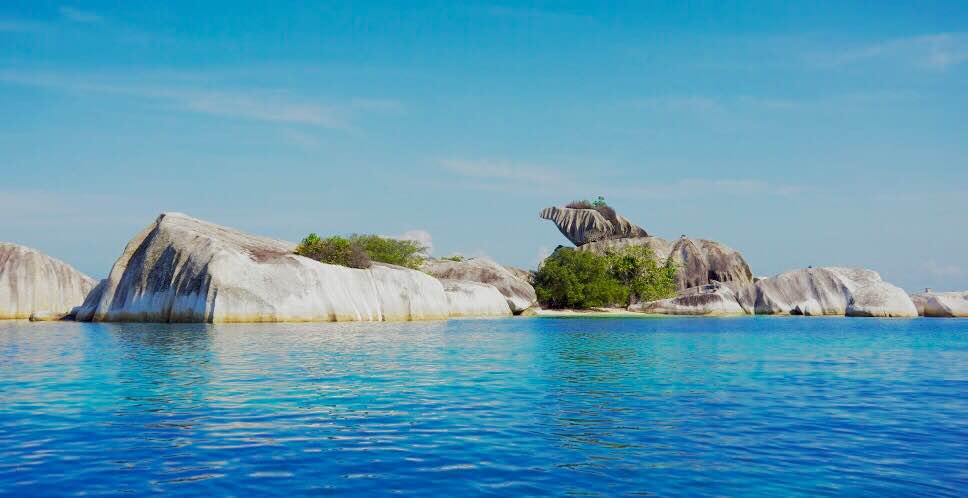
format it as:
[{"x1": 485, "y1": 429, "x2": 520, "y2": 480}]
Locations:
[{"x1": 0, "y1": 318, "x2": 966, "y2": 496}]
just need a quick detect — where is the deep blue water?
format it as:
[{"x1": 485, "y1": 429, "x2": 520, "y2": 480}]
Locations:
[{"x1": 1, "y1": 317, "x2": 966, "y2": 497}]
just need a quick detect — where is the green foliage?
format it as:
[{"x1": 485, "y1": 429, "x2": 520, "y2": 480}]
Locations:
[
  {"x1": 348, "y1": 234, "x2": 427, "y2": 269},
  {"x1": 442, "y1": 255, "x2": 465, "y2": 262},
  {"x1": 603, "y1": 246, "x2": 677, "y2": 305},
  {"x1": 533, "y1": 248, "x2": 628, "y2": 309},
  {"x1": 295, "y1": 233, "x2": 428, "y2": 269},
  {"x1": 592, "y1": 195, "x2": 607, "y2": 208},
  {"x1": 295, "y1": 233, "x2": 370, "y2": 269}
]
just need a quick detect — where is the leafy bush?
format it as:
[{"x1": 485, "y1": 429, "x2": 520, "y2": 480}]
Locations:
[
  {"x1": 603, "y1": 246, "x2": 677, "y2": 305},
  {"x1": 442, "y1": 255, "x2": 465, "y2": 262},
  {"x1": 348, "y1": 234, "x2": 427, "y2": 269},
  {"x1": 566, "y1": 199, "x2": 594, "y2": 209},
  {"x1": 534, "y1": 245, "x2": 677, "y2": 309},
  {"x1": 533, "y1": 248, "x2": 628, "y2": 309},
  {"x1": 295, "y1": 233, "x2": 371, "y2": 268},
  {"x1": 295, "y1": 233, "x2": 428, "y2": 269}
]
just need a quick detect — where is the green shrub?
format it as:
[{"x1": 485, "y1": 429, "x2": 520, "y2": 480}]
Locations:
[
  {"x1": 604, "y1": 246, "x2": 677, "y2": 305},
  {"x1": 348, "y1": 234, "x2": 427, "y2": 269},
  {"x1": 533, "y1": 248, "x2": 628, "y2": 309},
  {"x1": 442, "y1": 255, "x2": 464, "y2": 262},
  {"x1": 295, "y1": 233, "x2": 371, "y2": 268}
]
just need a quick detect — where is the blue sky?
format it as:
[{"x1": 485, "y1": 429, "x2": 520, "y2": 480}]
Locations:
[{"x1": 2, "y1": 1, "x2": 966, "y2": 291}]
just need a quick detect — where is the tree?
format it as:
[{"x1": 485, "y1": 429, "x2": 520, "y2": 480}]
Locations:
[
  {"x1": 604, "y1": 245, "x2": 677, "y2": 305},
  {"x1": 533, "y1": 248, "x2": 628, "y2": 309},
  {"x1": 295, "y1": 234, "x2": 371, "y2": 268}
]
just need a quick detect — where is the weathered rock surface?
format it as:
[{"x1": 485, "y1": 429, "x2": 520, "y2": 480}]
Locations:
[
  {"x1": 580, "y1": 236, "x2": 753, "y2": 292},
  {"x1": 736, "y1": 267, "x2": 917, "y2": 317},
  {"x1": 442, "y1": 280, "x2": 512, "y2": 317},
  {"x1": 421, "y1": 257, "x2": 537, "y2": 313},
  {"x1": 0, "y1": 243, "x2": 96, "y2": 320},
  {"x1": 539, "y1": 206, "x2": 648, "y2": 246},
  {"x1": 630, "y1": 282, "x2": 748, "y2": 316},
  {"x1": 74, "y1": 213, "x2": 471, "y2": 323},
  {"x1": 910, "y1": 291, "x2": 968, "y2": 317}
]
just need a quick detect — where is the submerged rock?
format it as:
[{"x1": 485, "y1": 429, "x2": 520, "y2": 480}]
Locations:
[
  {"x1": 74, "y1": 212, "x2": 481, "y2": 323},
  {"x1": 422, "y1": 257, "x2": 537, "y2": 313},
  {"x1": 736, "y1": 267, "x2": 917, "y2": 317},
  {"x1": 441, "y1": 280, "x2": 512, "y2": 317},
  {"x1": 630, "y1": 282, "x2": 748, "y2": 316},
  {"x1": 0, "y1": 242, "x2": 96, "y2": 320},
  {"x1": 538, "y1": 206, "x2": 648, "y2": 246},
  {"x1": 910, "y1": 291, "x2": 968, "y2": 317}
]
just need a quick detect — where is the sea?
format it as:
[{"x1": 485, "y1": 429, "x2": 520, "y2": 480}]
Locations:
[{"x1": 1, "y1": 317, "x2": 965, "y2": 496}]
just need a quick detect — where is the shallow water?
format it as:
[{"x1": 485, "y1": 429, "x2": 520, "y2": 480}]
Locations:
[{"x1": 1, "y1": 317, "x2": 966, "y2": 496}]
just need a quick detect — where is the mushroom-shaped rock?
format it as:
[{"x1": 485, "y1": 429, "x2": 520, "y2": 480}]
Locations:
[
  {"x1": 421, "y1": 257, "x2": 537, "y2": 313},
  {"x1": 630, "y1": 282, "x2": 748, "y2": 316},
  {"x1": 0, "y1": 243, "x2": 96, "y2": 320},
  {"x1": 73, "y1": 213, "x2": 456, "y2": 323},
  {"x1": 736, "y1": 267, "x2": 917, "y2": 317},
  {"x1": 910, "y1": 291, "x2": 968, "y2": 317},
  {"x1": 539, "y1": 206, "x2": 648, "y2": 246},
  {"x1": 442, "y1": 280, "x2": 512, "y2": 317}
]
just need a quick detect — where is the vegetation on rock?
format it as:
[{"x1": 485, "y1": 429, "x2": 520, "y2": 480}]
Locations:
[
  {"x1": 296, "y1": 233, "x2": 428, "y2": 269},
  {"x1": 534, "y1": 245, "x2": 677, "y2": 309}
]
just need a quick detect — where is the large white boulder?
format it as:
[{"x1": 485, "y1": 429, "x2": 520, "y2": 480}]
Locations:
[
  {"x1": 736, "y1": 267, "x2": 917, "y2": 317},
  {"x1": 421, "y1": 257, "x2": 537, "y2": 313},
  {"x1": 630, "y1": 282, "x2": 749, "y2": 316},
  {"x1": 442, "y1": 280, "x2": 512, "y2": 317},
  {"x1": 73, "y1": 213, "x2": 465, "y2": 323},
  {"x1": 910, "y1": 291, "x2": 968, "y2": 317},
  {"x1": 0, "y1": 243, "x2": 96, "y2": 320},
  {"x1": 539, "y1": 206, "x2": 648, "y2": 246}
]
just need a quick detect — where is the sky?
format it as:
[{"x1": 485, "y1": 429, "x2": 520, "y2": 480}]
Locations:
[{"x1": 1, "y1": 1, "x2": 966, "y2": 291}]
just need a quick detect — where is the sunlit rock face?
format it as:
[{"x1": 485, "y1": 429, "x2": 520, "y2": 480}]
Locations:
[
  {"x1": 538, "y1": 206, "x2": 648, "y2": 246},
  {"x1": 0, "y1": 243, "x2": 96, "y2": 320},
  {"x1": 736, "y1": 267, "x2": 917, "y2": 318},
  {"x1": 910, "y1": 291, "x2": 968, "y2": 317},
  {"x1": 422, "y1": 257, "x2": 537, "y2": 313},
  {"x1": 73, "y1": 213, "x2": 462, "y2": 323},
  {"x1": 630, "y1": 282, "x2": 748, "y2": 316},
  {"x1": 441, "y1": 280, "x2": 512, "y2": 317}
]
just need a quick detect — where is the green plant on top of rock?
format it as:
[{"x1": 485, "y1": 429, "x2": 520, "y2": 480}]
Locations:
[
  {"x1": 295, "y1": 233, "x2": 428, "y2": 270},
  {"x1": 442, "y1": 255, "x2": 464, "y2": 262}
]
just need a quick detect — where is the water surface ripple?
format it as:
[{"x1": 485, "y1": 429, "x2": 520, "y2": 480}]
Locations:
[{"x1": 1, "y1": 317, "x2": 966, "y2": 496}]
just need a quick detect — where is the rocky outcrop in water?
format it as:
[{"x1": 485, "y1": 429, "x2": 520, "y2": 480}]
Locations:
[
  {"x1": 910, "y1": 291, "x2": 968, "y2": 317},
  {"x1": 0, "y1": 243, "x2": 96, "y2": 320},
  {"x1": 421, "y1": 257, "x2": 537, "y2": 313},
  {"x1": 630, "y1": 282, "x2": 748, "y2": 316},
  {"x1": 539, "y1": 206, "x2": 648, "y2": 246},
  {"x1": 73, "y1": 213, "x2": 506, "y2": 323},
  {"x1": 736, "y1": 267, "x2": 917, "y2": 317}
]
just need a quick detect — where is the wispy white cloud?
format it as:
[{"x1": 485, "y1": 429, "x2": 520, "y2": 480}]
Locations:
[
  {"x1": 59, "y1": 6, "x2": 103, "y2": 23},
  {"x1": 922, "y1": 260, "x2": 963, "y2": 278},
  {"x1": 436, "y1": 158, "x2": 806, "y2": 198},
  {"x1": 392, "y1": 229, "x2": 434, "y2": 255},
  {"x1": 810, "y1": 32, "x2": 968, "y2": 69},
  {"x1": 0, "y1": 69, "x2": 403, "y2": 129}
]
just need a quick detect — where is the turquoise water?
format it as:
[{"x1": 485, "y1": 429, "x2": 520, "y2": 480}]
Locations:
[{"x1": 1, "y1": 317, "x2": 966, "y2": 496}]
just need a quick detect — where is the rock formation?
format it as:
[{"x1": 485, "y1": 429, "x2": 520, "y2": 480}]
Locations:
[
  {"x1": 73, "y1": 213, "x2": 505, "y2": 323},
  {"x1": 910, "y1": 291, "x2": 968, "y2": 317},
  {"x1": 421, "y1": 257, "x2": 537, "y2": 313},
  {"x1": 540, "y1": 204, "x2": 753, "y2": 292},
  {"x1": 630, "y1": 282, "x2": 748, "y2": 316},
  {"x1": 0, "y1": 243, "x2": 96, "y2": 320},
  {"x1": 735, "y1": 267, "x2": 917, "y2": 317},
  {"x1": 538, "y1": 206, "x2": 648, "y2": 246},
  {"x1": 442, "y1": 280, "x2": 512, "y2": 317}
]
